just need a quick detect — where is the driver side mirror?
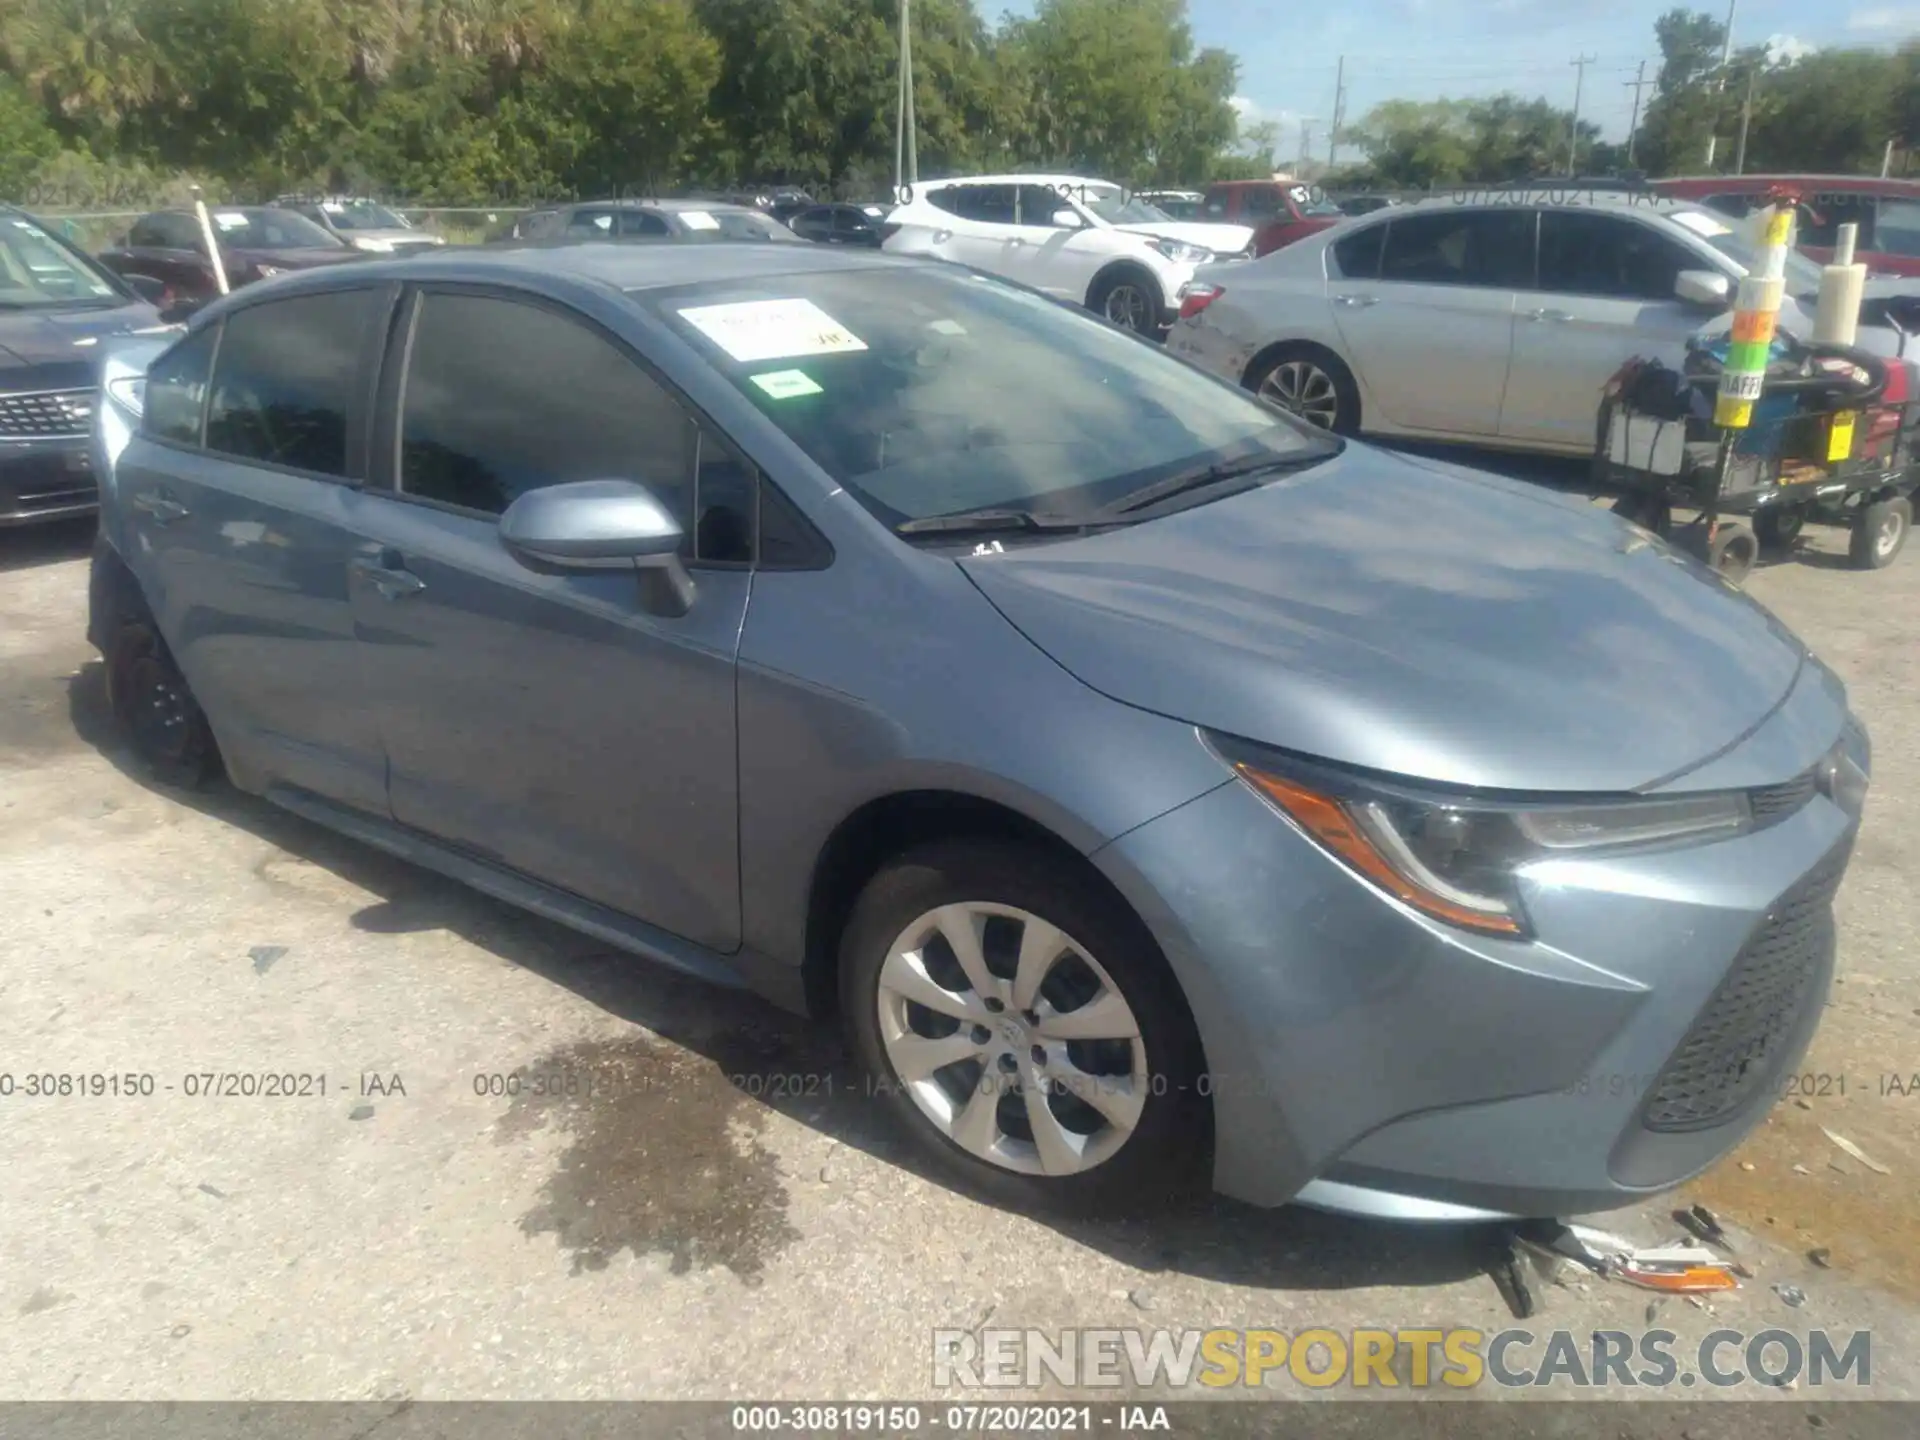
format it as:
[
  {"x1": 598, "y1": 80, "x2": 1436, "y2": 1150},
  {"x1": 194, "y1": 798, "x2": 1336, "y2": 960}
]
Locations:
[
  {"x1": 1049, "y1": 208, "x2": 1085, "y2": 229},
  {"x1": 1675, "y1": 269, "x2": 1733, "y2": 309},
  {"x1": 499, "y1": 479, "x2": 695, "y2": 615}
]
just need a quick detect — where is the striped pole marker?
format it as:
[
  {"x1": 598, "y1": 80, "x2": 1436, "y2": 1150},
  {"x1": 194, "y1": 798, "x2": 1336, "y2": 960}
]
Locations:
[{"x1": 1713, "y1": 203, "x2": 1796, "y2": 430}]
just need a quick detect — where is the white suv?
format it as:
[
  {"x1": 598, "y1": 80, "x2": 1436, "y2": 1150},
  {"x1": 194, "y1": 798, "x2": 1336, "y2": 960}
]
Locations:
[{"x1": 882, "y1": 174, "x2": 1256, "y2": 336}]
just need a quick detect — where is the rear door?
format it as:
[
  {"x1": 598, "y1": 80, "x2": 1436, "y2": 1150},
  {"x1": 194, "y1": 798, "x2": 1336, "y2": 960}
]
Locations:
[
  {"x1": 1500, "y1": 209, "x2": 1717, "y2": 451},
  {"x1": 114, "y1": 285, "x2": 396, "y2": 812},
  {"x1": 1327, "y1": 206, "x2": 1531, "y2": 438},
  {"x1": 347, "y1": 285, "x2": 751, "y2": 950}
]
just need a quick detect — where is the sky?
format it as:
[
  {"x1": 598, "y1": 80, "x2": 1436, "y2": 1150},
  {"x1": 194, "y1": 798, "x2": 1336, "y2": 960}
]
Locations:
[{"x1": 992, "y1": 1, "x2": 1920, "y2": 161}]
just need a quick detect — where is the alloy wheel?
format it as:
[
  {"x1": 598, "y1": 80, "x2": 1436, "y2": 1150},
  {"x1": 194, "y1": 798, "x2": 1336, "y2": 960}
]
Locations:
[
  {"x1": 875, "y1": 902, "x2": 1148, "y2": 1177},
  {"x1": 1103, "y1": 283, "x2": 1154, "y2": 335},
  {"x1": 1259, "y1": 360, "x2": 1340, "y2": 429}
]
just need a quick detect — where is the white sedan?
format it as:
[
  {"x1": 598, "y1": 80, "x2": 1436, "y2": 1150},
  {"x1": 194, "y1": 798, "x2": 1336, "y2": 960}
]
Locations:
[{"x1": 1169, "y1": 193, "x2": 1840, "y2": 454}]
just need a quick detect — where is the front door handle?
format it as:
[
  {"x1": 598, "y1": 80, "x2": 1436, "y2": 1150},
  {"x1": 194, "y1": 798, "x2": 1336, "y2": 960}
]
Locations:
[
  {"x1": 1333, "y1": 294, "x2": 1380, "y2": 308},
  {"x1": 351, "y1": 556, "x2": 426, "y2": 600},
  {"x1": 131, "y1": 490, "x2": 190, "y2": 525},
  {"x1": 1525, "y1": 307, "x2": 1575, "y2": 323}
]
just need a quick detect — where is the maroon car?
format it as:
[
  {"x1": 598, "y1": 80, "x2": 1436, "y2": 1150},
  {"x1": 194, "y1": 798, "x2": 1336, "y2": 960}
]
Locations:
[
  {"x1": 95, "y1": 206, "x2": 365, "y2": 305},
  {"x1": 1199, "y1": 179, "x2": 1346, "y2": 257}
]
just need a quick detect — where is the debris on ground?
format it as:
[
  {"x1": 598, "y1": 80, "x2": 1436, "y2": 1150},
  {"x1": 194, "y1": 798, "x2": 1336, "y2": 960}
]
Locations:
[
  {"x1": 1773, "y1": 1283, "x2": 1807, "y2": 1308},
  {"x1": 1490, "y1": 1237, "x2": 1540, "y2": 1319},
  {"x1": 249, "y1": 944, "x2": 288, "y2": 974},
  {"x1": 1820, "y1": 1127, "x2": 1891, "y2": 1175},
  {"x1": 1809, "y1": 1247, "x2": 1833, "y2": 1268},
  {"x1": 1793, "y1": 1163, "x2": 1812, "y2": 1175},
  {"x1": 1673, "y1": 1203, "x2": 1733, "y2": 1251},
  {"x1": 1510, "y1": 1221, "x2": 1739, "y2": 1294}
]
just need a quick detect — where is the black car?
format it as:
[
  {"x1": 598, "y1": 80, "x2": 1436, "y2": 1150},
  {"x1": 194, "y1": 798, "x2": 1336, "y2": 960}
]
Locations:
[
  {"x1": 0, "y1": 206, "x2": 170, "y2": 527},
  {"x1": 491, "y1": 199, "x2": 808, "y2": 246},
  {"x1": 788, "y1": 203, "x2": 891, "y2": 247}
]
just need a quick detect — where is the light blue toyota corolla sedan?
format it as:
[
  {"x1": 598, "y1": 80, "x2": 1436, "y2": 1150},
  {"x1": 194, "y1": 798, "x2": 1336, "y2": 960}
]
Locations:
[{"x1": 87, "y1": 243, "x2": 1869, "y2": 1221}]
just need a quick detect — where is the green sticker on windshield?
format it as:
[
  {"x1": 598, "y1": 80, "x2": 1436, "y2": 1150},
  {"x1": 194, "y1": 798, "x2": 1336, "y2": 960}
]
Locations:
[{"x1": 750, "y1": 368, "x2": 823, "y2": 399}]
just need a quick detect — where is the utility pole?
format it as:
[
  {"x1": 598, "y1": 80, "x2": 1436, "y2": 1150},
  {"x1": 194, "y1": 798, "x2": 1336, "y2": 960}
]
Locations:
[
  {"x1": 1327, "y1": 56, "x2": 1346, "y2": 170},
  {"x1": 1624, "y1": 60, "x2": 1652, "y2": 167},
  {"x1": 1296, "y1": 117, "x2": 1319, "y2": 174},
  {"x1": 1734, "y1": 64, "x2": 1757, "y2": 175},
  {"x1": 1567, "y1": 55, "x2": 1596, "y2": 175},
  {"x1": 1705, "y1": 0, "x2": 1737, "y2": 168},
  {"x1": 893, "y1": 0, "x2": 917, "y2": 196}
]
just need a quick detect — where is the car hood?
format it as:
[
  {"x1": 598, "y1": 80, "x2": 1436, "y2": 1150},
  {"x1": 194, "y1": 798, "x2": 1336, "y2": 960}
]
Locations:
[
  {"x1": 0, "y1": 299, "x2": 168, "y2": 375},
  {"x1": 959, "y1": 446, "x2": 1809, "y2": 793},
  {"x1": 341, "y1": 230, "x2": 443, "y2": 249},
  {"x1": 1113, "y1": 220, "x2": 1256, "y2": 254}
]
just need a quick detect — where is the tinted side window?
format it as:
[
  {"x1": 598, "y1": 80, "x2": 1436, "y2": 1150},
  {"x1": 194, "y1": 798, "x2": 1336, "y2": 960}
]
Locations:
[
  {"x1": 832, "y1": 208, "x2": 871, "y2": 236},
  {"x1": 618, "y1": 210, "x2": 671, "y2": 237},
  {"x1": 142, "y1": 327, "x2": 217, "y2": 446},
  {"x1": 1015, "y1": 185, "x2": 1069, "y2": 225},
  {"x1": 1538, "y1": 212, "x2": 1695, "y2": 301},
  {"x1": 205, "y1": 290, "x2": 377, "y2": 476},
  {"x1": 1332, "y1": 222, "x2": 1386, "y2": 279},
  {"x1": 1380, "y1": 209, "x2": 1534, "y2": 287},
  {"x1": 397, "y1": 293, "x2": 701, "y2": 535},
  {"x1": 927, "y1": 186, "x2": 973, "y2": 217},
  {"x1": 566, "y1": 209, "x2": 616, "y2": 237},
  {"x1": 1876, "y1": 198, "x2": 1920, "y2": 258},
  {"x1": 1242, "y1": 187, "x2": 1286, "y2": 220},
  {"x1": 127, "y1": 216, "x2": 169, "y2": 249}
]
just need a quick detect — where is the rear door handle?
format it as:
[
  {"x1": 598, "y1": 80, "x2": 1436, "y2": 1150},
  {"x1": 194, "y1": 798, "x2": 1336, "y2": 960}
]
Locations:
[
  {"x1": 131, "y1": 490, "x2": 190, "y2": 525},
  {"x1": 1333, "y1": 294, "x2": 1379, "y2": 309},
  {"x1": 1526, "y1": 307, "x2": 1575, "y2": 323},
  {"x1": 351, "y1": 555, "x2": 426, "y2": 600}
]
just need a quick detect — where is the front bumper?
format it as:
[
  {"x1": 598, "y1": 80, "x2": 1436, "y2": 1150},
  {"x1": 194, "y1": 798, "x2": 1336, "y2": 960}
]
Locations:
[
  {"x1": 0, "y1": 436, "x2": 96, "y2": 527},
  {"x1": 1093, "y1": 679, "x2": 1864, "y2": 1219}
]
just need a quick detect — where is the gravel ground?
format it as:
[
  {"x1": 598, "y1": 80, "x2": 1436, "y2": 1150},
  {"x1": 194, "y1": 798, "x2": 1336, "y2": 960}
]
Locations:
[{"x1": 3, "y1": 477, "x2": 1918, "y2": 1409}]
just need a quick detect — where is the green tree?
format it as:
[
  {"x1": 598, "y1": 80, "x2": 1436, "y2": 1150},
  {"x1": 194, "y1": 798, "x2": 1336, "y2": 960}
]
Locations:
[
  {"x1": 0, "y1": 73, "x2": 59, "y2": 196},
  {"x1": 1637, "y1": 7, "x2": 1726, "y2": 175},
  {"x1": 2, "y1": 0, "x2": 161, "y2": 143}
]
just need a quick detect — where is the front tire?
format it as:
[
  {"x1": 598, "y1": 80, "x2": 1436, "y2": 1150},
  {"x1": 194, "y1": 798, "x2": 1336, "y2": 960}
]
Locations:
[
  {"x1": 840, "y1": 840, "x2": 1208, "y2": 1214},
  {"x1": 1087, "y1": 266, "x2": 1163, "y2": 338},
  {"x1": 106, "y1": 620, "x2": 218, "y2": 788}
]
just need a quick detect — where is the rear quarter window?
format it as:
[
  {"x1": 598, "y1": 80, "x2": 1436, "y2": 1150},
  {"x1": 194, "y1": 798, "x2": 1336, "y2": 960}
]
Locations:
[
  {"x1": 1331, "y1": 222, "x2": 1386, "y2": 280},
  {"x1": 142, "y1": 327, "x2": 217, "y2": 447}
]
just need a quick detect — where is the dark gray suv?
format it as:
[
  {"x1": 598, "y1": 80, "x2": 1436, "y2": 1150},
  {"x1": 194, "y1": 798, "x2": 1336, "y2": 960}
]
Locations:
[{"x1": 87, "y1": 246, "x2": 1869, "y2": 1221}]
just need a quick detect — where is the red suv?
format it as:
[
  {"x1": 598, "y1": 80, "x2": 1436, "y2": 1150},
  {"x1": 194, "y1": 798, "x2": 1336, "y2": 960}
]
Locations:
[
  {"x1": 1200, "y1": 179, "x2": 1346, "y2": 257},
  {"x1": 1650, "y1": 174, "x2": 1920, "y2": 277}
]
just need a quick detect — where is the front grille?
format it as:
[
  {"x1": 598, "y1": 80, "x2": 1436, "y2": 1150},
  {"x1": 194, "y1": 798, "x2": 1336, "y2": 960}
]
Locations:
[
  {"x1": 1750, "y1": 770, "x2": 1819, "y2": 823},
  {"x1": 1640, "y1": 843, "x2": 1848, "y2": 1132},
  {"x1": 0, "y1": 388, "x2": 94, "y2": 439}
]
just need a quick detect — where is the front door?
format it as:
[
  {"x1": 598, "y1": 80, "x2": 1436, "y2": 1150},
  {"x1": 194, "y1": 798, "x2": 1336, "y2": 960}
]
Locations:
[
  {"x1": 114, "y1": 287, "x2": 395, "y2": 812},
  {"x1": 1500, "y1": 210, "x2": 1719, "y2": 451},
  {"x1": 1328, "y1": 207, "x2": 1531, "y2": 438},
  {"x1": 350, "y1": 287, "x2": 750, "y2": 951}
]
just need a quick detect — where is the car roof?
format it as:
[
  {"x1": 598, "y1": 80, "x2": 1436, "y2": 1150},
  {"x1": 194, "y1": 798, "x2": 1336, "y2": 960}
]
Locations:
[
  {"x1": 1393, "y1": 190, "x2": 1701, "y2": 216},
  {"x1": 566, "y1": 198, "x2": 765, "y2": 215},
  {"x1": 265, "y1": 241, "x2": 932, "y2": 294},
  {"x1": 916, "y1": 173, "x2": 1113, "y2": 190},
  {"x1": 1656, "y1": 173, "x2": 1920, "y2": 192}
]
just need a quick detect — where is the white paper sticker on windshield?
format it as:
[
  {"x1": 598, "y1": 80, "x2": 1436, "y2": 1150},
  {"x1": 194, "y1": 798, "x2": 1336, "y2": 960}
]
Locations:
[
  {"x1": 214, "y1": 211, "x2": 248, "y2": 228},
  {"x1": 679, "y1": 210, "x2": 721, "y2": 231},
  {"x1": 1670, "y1": 210, "x2": 1732, "y2": 238},
  {"x1": 928, "y1": 318, "x2": 967, "y2": 335},
  {"x1": 321, "y1": 201, "x2": 345, "y2": 213},
  {"x1": 677, "y1": 298, "x2": 868, "y2": 363},
  {"x1": 750, "y1": 369, "x2": 824, "y2": 399}
]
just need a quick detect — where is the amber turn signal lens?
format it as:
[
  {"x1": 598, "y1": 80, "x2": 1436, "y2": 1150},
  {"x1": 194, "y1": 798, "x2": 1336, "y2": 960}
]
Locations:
[{"x1": 1235, "y1": 764, "x2": 1523, "y2": 937}]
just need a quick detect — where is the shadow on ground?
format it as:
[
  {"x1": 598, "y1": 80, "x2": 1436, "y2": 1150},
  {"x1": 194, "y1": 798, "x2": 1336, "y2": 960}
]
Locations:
[
  {"x1": 0, "y1": 516, "x2": 94, "y2": 576},
  {"x1": 64, "y1": 658, "x2": 1505, "y2": 1300}
]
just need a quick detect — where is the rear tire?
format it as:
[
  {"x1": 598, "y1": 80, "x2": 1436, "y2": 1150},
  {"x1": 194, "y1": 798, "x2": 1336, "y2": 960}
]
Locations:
[
  {"x1": 106, "y1": 620, "x2": 218, "y2": 788},
  {"x1": 1245, "y1": 345, "x2": 1361, "y2": 436},
  {"x1": 1850, "y1": 495, "x2": 1911, "y2": 570},
  {"x1": 840, "y1": 840, "x2": 1208, "y2": 1215},
  {"x1": 1705, "y1": 520, "x2": 1759, "y2": 586},
  {"x1": 1754, "y1": 504, "x2": 1805, "y2": 553}
]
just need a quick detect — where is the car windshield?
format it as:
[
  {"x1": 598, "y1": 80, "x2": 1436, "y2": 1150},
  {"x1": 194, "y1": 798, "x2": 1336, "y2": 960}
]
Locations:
[
  {"x1": 317, "y1": 200, "x2": 407, "y2": 230},
  {"x1": 0, "y1": 214, "x2": 124, "y2": 308},
  {"x1": 1686, "y1": 211, "x2": 1825, "y2": 294},
  {"x1": 698, "y1": 211, "x2": 807, "y2": 243},
  {"x1": 210, "y1": 209, "x2": 342, "y2": 250},
  {"x1": 644, "y1": 267, "x2": 1334, "y2": 531},
  {"x1": 1080, "y1": 186, "x2": 1173, "y2": 226},
  {"x1": 1290, "y1": 184, "x2": 1344, "y2": 217}
]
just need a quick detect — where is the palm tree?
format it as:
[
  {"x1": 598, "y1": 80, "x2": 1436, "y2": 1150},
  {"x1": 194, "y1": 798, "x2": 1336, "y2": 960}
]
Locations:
[{"x1": 2, "y1": 0, "x2": 159, "y2": 129}]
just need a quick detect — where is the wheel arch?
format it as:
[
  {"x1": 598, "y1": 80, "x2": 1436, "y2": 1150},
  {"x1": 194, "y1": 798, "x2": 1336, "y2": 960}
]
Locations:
[
  {"x1": 1240, "y1": 338, "x2": 1364, "y2": 433},
  {"x1": 800, "y1": 788, "x2": 1181, "y2": 1033},
  {"x1": 1085, "y1": 257, "x2": 1167, "y2": 315}
]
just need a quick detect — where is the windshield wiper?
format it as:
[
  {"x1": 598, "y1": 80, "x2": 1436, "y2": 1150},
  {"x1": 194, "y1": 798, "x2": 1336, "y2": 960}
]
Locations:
[
  {"x1": 1099, "y1": 448, "x2": 1334, "y2": 517},
  {"x1": 895, "y1": 508, "x2": 1094, "y2": 537}
]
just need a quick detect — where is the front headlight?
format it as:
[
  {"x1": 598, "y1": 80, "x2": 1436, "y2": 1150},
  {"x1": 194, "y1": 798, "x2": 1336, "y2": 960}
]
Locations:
[
  {"x1": 1212, "y1": 737, "x2": 1761, "y2": 938},
  {"x1": 1152, "y1": 237, "x2": 1214, "y2": 265}
]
